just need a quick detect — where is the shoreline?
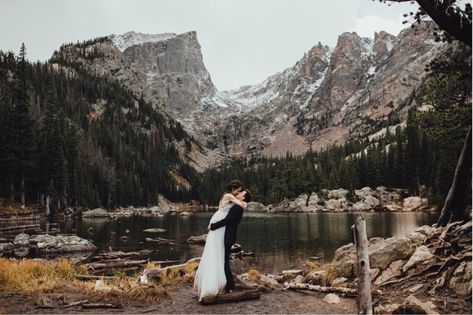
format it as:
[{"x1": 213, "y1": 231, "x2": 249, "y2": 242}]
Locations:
[{"x1": 0, "y1": 221, "x2": 470, "y2": 314}]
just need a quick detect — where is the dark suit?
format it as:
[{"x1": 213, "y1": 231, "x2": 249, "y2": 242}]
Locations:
[{"x1": 210, "y1": 204, "x2": 243, "y2": 291}]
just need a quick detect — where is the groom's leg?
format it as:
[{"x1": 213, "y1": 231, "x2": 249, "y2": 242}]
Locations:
[{"x1": 224, "y1": 242, "x2": 235, "y2": 291}]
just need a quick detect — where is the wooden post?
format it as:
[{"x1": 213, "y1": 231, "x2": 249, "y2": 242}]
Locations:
[{"x1": 354, "y1": 214, "x2": 372, "y2": 315}]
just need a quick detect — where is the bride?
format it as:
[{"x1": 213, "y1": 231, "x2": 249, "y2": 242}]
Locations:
[{"x1": 194, "y1": 180, "x2": 247, "y2": 301}]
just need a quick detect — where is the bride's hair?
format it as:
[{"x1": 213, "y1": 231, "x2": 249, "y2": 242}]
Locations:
[{"x1": 224, "y1": 179, "x2": 243, "y2": 193}]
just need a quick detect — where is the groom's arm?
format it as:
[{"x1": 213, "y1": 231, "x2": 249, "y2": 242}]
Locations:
[{"x1": 210, "y1": 205, "x2": 242, "y2": 231}]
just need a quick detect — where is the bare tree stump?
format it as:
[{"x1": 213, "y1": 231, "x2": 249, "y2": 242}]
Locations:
[{"x1": 354, "y1": 214, "x2": 373, "y2": 315}]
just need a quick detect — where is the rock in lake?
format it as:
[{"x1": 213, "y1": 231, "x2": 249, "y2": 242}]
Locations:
[
  {"x1": 82, "y1": 208, "x2": 110, "y2": 218},
  {"x1": 402, "y1": 196, "x2": 423, "y2": 211},
  {"x1": 34, "y1": 234, "x2": 97, "y2": 254}
]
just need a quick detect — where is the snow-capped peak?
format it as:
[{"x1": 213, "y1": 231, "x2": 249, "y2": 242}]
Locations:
[{"x1": 110, "y1": 31, "x2": 177, "y2": 51}]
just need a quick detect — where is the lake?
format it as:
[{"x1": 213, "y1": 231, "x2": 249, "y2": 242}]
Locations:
[{"x1": 59, "y1": 211, "x2": 439, "y2": 274}]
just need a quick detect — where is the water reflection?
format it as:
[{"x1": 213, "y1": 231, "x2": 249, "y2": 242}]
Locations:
[{"x1": 73, "y1": 211, "x2": 438, "y2": 273}]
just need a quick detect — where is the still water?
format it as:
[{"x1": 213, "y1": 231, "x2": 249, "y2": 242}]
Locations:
[{"x1": 66, "y1": 211, "x2": 438, "y2": 274}]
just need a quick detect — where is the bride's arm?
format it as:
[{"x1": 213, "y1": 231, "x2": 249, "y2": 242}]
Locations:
[{"x1": 223, "y1": 193, "x2": 247, "y2": 208}]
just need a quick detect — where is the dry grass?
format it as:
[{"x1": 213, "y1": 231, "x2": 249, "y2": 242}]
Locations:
[
  {"x1": 0, "y1": 258, "x2": 171, "y2": 306},
  {"x1": 304, "y1": 261, "x2": 321, "y2": 272},
  {"x1": 0, "y1": 258, "x2": 84, "y2": 292},
  {"x1": 322, "y1": 264, "x2": 337, "y2": 286},
  {"x1": 247, "y1": 268, "x2": 261, "y2": 282}
]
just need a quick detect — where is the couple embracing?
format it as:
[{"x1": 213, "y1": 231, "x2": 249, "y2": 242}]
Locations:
[{"x1": 194, "y1": 180, "x2": 252, "y2": 301}]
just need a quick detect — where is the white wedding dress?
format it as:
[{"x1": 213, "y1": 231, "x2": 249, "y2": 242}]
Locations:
[{"x1": 193, "y1": 204, "x2": 231, "y2": 301}]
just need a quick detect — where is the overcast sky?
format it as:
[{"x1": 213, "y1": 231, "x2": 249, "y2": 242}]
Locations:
[{"x1": 0, "y1": 0, "x2": 417, "y2": 90}]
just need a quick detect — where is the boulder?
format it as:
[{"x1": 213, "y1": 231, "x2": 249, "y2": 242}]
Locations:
[
  {"x1": 374, "y1": 260, "x2": 405, "y2": 285},
  {"x1": 0, "y1": 242, "x2": 14, "y2": 253},
  {"x1": 307, "y1": 193, "x2": 319, "y2": 206},
  {"x1": 323, "y1": 293, "x2": 340, "y2": 304},
  {"x1": 414, "y1": 225, "x2": 437, "y2": 236},
  {"x1": 179, "y1": 211, "x2": 190, "y2": 216},
  {"x1": 331, "y1": 277, "x2": 349, "y2": 287},
  {"x1": 402, "y1": 196, "x2": 423, "y2": 211},
  {"x1": 247, "y1": 202, "x2": 268, "y2": 212},
  {"x1": 332, "y1": 243, "x2": 356, "y2": 278},
  {"x1": 369, "y1": 237, "x2": 416, "y2": 270},
  {"x1": 82, "y1": 208, "x2": 110, "y2": 218},
  {"x1": 34, "y1": 234, "x2": 97, "y2": 254},
  {"x1": 402, "y1": 245, "x2": 435, "y2": 272},
  {"x1": 328, "y1": 188, "x2": 349, "y2": 200},
  {"x1": 392, "y1": 295, "x2": 439, "y2": 315},
  {"x1": 352, "y1": 195, "x2": 380, "y2": 211},
  {"x1": 333, "y1": 235, "x2": 417, "y2": 278},
  {"x1": 13, "y1": 233, "x2": 30, "y2": 247},
  {"x1": 324, "y1": 198, "x2": 348, "y2": 211},
  {"x1": 355, "y1": 187, "x2": 375, "y2": 199}
]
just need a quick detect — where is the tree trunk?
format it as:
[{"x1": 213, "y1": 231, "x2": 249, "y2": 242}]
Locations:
[
  {"x1": 9, "y1": 180, "x2": 14, "y2": 203},
  {"x1": 437, "y1": 126, "x2": 472, "y2": 226},
  {"x1": 46, "y1": 195, "x2": 50, "y2": 216},
  {"x1": 20, "y1": 175, "x2": 25, "y2": 207},
  {"x1": 354, "y1": 214, "x2": 373, "y2": 315}
]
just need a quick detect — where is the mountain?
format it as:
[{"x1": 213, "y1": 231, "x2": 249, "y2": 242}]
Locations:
[
  {"x1": 212, "y1": 24, "x2": 448, "y2": 156},
  {"x1": 52, "y1": 23, "x2": 448, "y2": 163}
]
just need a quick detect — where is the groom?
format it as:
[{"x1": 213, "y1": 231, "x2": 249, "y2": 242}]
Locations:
[{"x1": 210, "y1": 189, "x2": 252, "y2": 292}]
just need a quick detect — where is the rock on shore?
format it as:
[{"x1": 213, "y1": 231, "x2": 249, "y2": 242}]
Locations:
[
  {"x1": 0, "y1": 233, "x2": 96, "y2": 256},
  {"x1": 251, "y1": 186, "x2": 432, "y2": 213}
]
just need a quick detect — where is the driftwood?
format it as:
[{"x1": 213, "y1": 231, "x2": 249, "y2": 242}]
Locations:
[
  {"x1": 76, "y1": 274, "x2": 118, "y2": 281},
  {"x1": 143, "y1": 228, "x2": 166, "y2": 233},
  {"x1": 145, "y1": 237, "x2": 175, "y2": 245},
  {"x1": 81, "y1": 303, "x2": 122, "y2": 309},
  {"x1": 91, "y1": 249, "x2": 155, "y2": 261},
  {"x1": 199, "y1": 289, "x2": 261, "y2": 305},
  {"x1": 150, "y1": 259, "x2": 180, "y2": 265},
  {"x1": 187, "y1": 234, "x2": 207, "y2": 244},
  {"x1": 283, "y1": 283, "x2": 358, "y2": 296},
  {"x1": 353, "y1": 214, "x2": 373, "y2": 314},
  {"x1": 85, "y1": 259, "x2": 147, "y2": 270},
  {"x1": 0, "y1": 224, "x2": 40, "y2": 232},
  {"x1": 61, "y1": 299, "x2": 89, "y2": 308}
]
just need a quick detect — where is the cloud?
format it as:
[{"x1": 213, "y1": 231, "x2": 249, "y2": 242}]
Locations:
[{"x1": 349, "y1": 14, "x2": 405, "y2": 38}]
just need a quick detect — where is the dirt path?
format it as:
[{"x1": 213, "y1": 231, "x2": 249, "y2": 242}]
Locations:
[{"x1": 1, "y1": 284, "x2": 357, "y2": 314}]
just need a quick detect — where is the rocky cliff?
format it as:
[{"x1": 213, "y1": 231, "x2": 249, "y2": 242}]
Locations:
[
  {"x1": 52, "y1": 23, "x2": 448, "y2": 165},
  {"x1": 213, "y1": 23, "x2": 447, "y2": 156}
]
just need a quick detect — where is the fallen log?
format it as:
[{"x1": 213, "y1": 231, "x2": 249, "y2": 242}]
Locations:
[
  {"x1": 150, "y1": 259, "x2": 180, "y2": 265},
  {"x1": 76, "y1": 274, "x2": 117, "y2": 281},
  {"x1": 61, "y1": 299, "x2": 89, "y2": 308},
  {"x1": 187, "y1": 234, "x2": 207, "y2": 244},
  {"x1": 143, "y1": 228, "x2": 166, "y2": 233},
  {"x1": 145, "y1": 237, "x2": 175, "y2": 245},
  {"x1": 0, "y1": 224, "x2": 40, "y2": 232},
  {"x1": 283, "y1": 282, "x2": 358, "y2": 296},
  {"x1": 200, "y1": 289, "x2": 261, "y2": 305},
  {"x1": 91, "y1": 249, "x2": 155, "y2": 261},
  {"x1": 85, "y1": 259, "x2": 147, "y2": 270},
  {"x1": 81, "y1": 303, "x2": 122, "y2": 309}
]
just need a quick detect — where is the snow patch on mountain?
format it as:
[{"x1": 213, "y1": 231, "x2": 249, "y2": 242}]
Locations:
[{"x1": 111, "y1": 31, "x2": 177, "y2": 51}]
